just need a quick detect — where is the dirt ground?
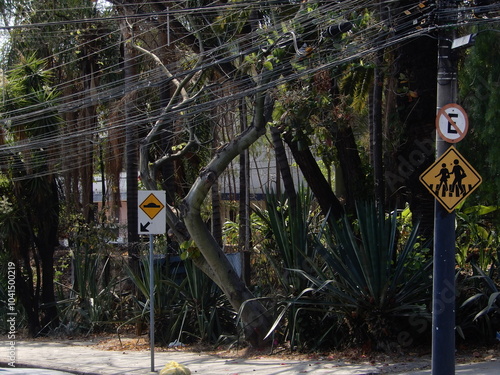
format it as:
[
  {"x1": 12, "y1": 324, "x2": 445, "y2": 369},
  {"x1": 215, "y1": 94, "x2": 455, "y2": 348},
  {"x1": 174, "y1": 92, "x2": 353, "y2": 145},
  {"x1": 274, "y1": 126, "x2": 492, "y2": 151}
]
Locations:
[
  {"x1": 86, "y1": 334, "x2": 500, "y2": 367},
  {"x1": 5, "y1": 330, "x2": 499, "y2": 369}
]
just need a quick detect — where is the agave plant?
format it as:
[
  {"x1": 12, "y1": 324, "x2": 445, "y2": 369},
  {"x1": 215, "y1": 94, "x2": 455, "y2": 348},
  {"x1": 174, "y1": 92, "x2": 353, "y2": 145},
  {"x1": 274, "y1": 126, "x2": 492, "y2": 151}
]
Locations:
[
  {"x1": 54, "y1": 215, "x2": 126, "y2": 335},
  {"x1": 124, "y1": 249, "x2": 235, "y2": 346},
  {"x1": 55, "y1": 246, "x2": 123, "y2": 335},
  {"x1": 252, "y1": 188, "x2": 332, "y2": 349},
  {"x1": 254, "y1": 187, "x2": 319, "y2": 294},
  {"x1": 267, "y1": 201, "x2": 433, "y2": 350},
  {"x1": 456, "y1": 264, "x2": 500, "y2": 344}
]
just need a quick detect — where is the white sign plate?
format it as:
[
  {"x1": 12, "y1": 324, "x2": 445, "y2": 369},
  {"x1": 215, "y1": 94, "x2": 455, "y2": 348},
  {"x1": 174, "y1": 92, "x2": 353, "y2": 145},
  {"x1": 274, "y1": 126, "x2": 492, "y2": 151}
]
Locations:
[{"x1": 138, "y1": 190, "x2": 166, "y2": 235}]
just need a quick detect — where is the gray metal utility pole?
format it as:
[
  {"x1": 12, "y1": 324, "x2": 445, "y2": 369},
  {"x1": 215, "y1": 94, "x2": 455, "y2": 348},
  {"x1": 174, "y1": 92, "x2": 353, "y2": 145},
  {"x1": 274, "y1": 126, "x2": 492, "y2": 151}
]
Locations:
[{"x1": 432, "y1": 1, "x2": 457, "y2": 374}]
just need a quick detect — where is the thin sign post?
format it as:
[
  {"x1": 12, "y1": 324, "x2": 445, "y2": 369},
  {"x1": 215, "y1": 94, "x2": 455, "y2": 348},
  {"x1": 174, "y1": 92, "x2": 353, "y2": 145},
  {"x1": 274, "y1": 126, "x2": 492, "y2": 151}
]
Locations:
[
  {"x1": 149, "y1": 234, "x2": 155, "y2": 373},
  {"x1": 137, "y1": 190, "x2": 166, "y2": 373},
  {"x1": 432, "y1": 4, "x2": 457, "y2": 372}
]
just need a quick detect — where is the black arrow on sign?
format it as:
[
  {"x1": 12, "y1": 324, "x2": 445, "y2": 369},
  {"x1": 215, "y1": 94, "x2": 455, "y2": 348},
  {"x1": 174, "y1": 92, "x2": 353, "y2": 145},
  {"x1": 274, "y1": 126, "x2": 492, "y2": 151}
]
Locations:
[{"x1": 140, "y1": 222, "x2": 151, "y2": 232}]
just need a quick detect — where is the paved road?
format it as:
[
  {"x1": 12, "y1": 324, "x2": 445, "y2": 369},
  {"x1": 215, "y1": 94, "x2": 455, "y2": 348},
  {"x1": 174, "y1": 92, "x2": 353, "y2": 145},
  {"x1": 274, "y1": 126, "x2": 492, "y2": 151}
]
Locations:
[
  {"x1": 1, "y1": 339, "x2": 499, "y2": 374},
  {"x1": 0, "y1": 370, "x2": 74, "y2": 375}
]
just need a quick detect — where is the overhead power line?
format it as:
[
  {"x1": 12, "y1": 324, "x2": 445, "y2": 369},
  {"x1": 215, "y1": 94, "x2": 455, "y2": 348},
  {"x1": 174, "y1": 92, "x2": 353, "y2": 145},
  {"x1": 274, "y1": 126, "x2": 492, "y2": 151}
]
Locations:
[{"x1": 1, "y1": 1, "x2": 500, "y2": 181}]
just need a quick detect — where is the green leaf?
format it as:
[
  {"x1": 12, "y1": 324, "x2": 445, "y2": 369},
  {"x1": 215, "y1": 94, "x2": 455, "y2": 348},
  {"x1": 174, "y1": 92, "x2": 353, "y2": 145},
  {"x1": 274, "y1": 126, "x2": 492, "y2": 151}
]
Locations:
[
  {"x1": 461, "y1": 293, "x2": 486, "y2": 308},
  {"x1": 462, "y1": 205, "x2": 499, "y2": 216}
]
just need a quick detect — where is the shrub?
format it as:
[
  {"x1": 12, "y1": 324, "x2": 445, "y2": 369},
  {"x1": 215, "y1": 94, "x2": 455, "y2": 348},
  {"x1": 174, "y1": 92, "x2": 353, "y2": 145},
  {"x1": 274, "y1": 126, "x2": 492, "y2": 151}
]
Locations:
[{"x1": 265, "y1": 201, "x2": 433, "y2": 351}]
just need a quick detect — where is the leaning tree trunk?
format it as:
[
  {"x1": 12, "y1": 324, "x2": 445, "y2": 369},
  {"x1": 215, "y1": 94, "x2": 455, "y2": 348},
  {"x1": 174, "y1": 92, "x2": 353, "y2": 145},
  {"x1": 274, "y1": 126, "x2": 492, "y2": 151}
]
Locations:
[
  {"x1": 331, "y1": 124, "x2": 369, "y2": 215},
  {"x1": 181, "y1": 91, "x2": 273, "y2": 347},
  {"x1": 283, "y1": 131, "x2": 344, "y2": 221},
  {"x1": 271, "y1": 126, "x2": 297, "y2": 207}
]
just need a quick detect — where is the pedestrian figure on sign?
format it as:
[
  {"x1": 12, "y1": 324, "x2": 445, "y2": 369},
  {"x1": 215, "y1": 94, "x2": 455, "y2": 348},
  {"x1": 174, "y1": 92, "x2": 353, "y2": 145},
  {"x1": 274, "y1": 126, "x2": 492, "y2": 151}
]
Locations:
[
  {"x1": 435, "y1": 163, "x2": 450, "y2": 197},
  {"x1": 451, "y1": 159, "x2": 467, "y2": 196}
]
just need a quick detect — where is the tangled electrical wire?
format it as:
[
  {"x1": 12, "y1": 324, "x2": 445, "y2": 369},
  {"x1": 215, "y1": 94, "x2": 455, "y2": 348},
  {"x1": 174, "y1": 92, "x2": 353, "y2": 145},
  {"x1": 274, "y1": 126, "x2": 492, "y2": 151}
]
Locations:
[{"x1": 0, "y1": 0, "x2": 499, "y2": 181}]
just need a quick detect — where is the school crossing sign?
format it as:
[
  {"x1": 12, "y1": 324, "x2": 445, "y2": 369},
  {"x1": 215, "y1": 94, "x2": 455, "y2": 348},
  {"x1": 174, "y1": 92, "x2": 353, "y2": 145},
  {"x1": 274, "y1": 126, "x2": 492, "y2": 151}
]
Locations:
[{"x1": 419, "y1": 147, "x2": 482, "y2": 213}]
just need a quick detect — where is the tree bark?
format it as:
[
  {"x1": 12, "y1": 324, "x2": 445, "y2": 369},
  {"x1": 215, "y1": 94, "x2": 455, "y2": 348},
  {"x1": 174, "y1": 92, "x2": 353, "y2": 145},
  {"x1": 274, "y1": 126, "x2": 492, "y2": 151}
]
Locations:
[
  {"x1": 371, "y1": 1, "x2": 389, "y2": 209},
  {"x1": 271, "y1": 126, "x2": 297, "y2": 206},
  {"x1": 372, "y1": 55, "x2": 385, "y2": 207},
  {"x1": 331, "y1": 124, "x2": 368, "y2": 215},
  {"x1": 394, "y1": 36, "x2": 437, "y2": 240},
  {"x1": 283, "y1": 132, "x2": 344, "y2": 220},
  {"x1": 120, "y1": 16, "x2": 140, "y2": 253},
  {"x1": 238, "y1": 98, "x2": 251, "y2": 285},
  {"x1": 182, "y1": 92, "x2": 272, "y2": 347},
  {"x1": 38, "y1": 177, "x2": 60, "y2": 333}
]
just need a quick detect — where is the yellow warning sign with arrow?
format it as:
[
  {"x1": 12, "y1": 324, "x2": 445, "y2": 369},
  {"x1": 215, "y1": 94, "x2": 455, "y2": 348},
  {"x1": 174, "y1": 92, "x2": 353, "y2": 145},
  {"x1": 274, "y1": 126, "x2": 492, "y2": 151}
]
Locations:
[
  {"x1": 419, "y1": 147, "x2": 482, "y2": 213},
  {"x1": 138, "y1": 191, "x2": 166, "y2": 234}
]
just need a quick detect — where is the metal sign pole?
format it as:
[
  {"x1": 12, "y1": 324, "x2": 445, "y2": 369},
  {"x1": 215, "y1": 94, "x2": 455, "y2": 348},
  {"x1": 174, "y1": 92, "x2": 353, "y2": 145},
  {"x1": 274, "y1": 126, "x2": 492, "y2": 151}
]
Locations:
[
  {"x1": 432, "y1": 2, "x2": 457, "y2": 373},
  {"x1": 137, "y1": 190, "x2": 165, "y2": 374},
  {"x1": 149, "y1": 234, "x2": 155, "y2": 373}
]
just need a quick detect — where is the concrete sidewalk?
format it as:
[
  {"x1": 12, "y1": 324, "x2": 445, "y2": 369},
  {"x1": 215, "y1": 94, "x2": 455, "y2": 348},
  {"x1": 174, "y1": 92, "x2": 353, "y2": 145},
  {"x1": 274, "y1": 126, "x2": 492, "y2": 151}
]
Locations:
[{"x1": 2, "y1": 339, "x2": 499, "y2": 374}]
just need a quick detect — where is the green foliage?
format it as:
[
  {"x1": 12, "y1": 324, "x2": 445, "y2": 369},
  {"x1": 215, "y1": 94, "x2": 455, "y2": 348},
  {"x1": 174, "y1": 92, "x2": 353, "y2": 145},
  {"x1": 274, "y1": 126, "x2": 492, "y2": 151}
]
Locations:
[
  {"x1": 181, "y1": 259, "x2": 235, "y2": 344},
  {"x1": 454, "y1": 203, "x2": 500, "y2": 343},
  {"x1": 55, "y1": 247, "x2": 123, "y2": 334},
  {"x1": 0, "y1": 52, "x2": 62, "y2": 335},
  {"x1": 0, "y1": 185, "x2": 24, "y2": 251},
  {"x1": 456, "y1": 265, "x2": 500, "y2": 344},
  {"x1": 179, "y1": 240, "x2": 201, "y2": 261},
  {"x1": 123, "y1": 254, "x2": 185, "y2": 345},
  {"x1": 340, "y1": 61, "x2": 374, "y2": 113},
  {"x1": 263, "y1": 200, "x2": 432, "y2": 350},
  {"x1": 254, "y1": 187, "x2": 319, "y2": 294},
  {"x1": 251, "y1": 189, "x2": 326, "y2": 349},
  {"x1": 125, "y1": 251, "x2": 235, "y2": 346},
  {"x1": 459, "y1": 28, "x2": 500, "y2": 204},
  {"x1": 54, "y1": 214, "x2": 235, "y2": 344},
  {"x1": 222, "y1": 209, "x2": 282, "y2": 296},
  {"x1": 456, "y1": 204, "x2": 500, "y2": 270},
  {"x1": 54, "y1": 213, "x2": 125, "y2": 334},
  {"x1": 1, "y1": 54, "x2": 61, "y2": 171}
]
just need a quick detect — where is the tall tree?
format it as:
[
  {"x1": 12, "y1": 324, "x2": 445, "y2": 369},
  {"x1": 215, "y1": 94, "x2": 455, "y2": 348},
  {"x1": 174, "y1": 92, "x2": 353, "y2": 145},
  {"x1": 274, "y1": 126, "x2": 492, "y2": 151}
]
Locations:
[
  {"x1": 1, "y1": 0, "x2": 121, "y2": 219},
  {"x1": 459, "y1": 28, "x2": 500, "y2": 205},
  {"x1": 125, "y1": 1, "x2": 304, "y2": 345},
  {"x1": 0, "y1": 55, "x2": 61, "y2": 335},
  {"x1": 0, "y1": 0, "x2": 123, "y2": 333},
  {"x1": 391, "y1": 34, "x2": 437, "y2": 239},
  {"x1": 116, "y1": 0, "x2": 372, "y2": 345}
]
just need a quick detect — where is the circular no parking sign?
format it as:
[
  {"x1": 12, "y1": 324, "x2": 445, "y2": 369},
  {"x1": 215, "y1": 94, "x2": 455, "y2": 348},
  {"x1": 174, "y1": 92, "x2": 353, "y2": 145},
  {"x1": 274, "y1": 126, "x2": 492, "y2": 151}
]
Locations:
[{"x1": 436, "y1": 103, "x2": 468, "y2": 143}]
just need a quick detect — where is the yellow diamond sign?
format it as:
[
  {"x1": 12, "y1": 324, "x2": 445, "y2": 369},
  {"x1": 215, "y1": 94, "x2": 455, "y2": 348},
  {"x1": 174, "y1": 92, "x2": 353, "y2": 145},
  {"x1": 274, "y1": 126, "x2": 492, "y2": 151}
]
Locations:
[
  {"x1": 139, "y1": 193, "x2": 165, "y2": 220},
  {"x1": 420, "y1": 147, "x2": 482, "y2": 213}
]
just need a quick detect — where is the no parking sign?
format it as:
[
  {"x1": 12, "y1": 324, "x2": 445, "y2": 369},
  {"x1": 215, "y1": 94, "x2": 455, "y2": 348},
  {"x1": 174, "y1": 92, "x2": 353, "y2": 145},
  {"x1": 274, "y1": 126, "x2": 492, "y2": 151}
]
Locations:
[{"x1": 436, "y1": 103, "x2": 468, "y2": 143}]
